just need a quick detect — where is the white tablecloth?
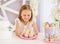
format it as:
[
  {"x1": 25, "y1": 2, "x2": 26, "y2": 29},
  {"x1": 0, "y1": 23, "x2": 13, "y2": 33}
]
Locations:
[
  {"x1": 0, "y1": 29, "x2": 59, "y2": 44},
  {"x1": 0, "y1": 29, "x2": 46, "y2": 44}
]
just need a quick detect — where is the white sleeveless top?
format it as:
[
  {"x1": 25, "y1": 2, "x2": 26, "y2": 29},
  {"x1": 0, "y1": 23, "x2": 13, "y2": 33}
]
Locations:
[{"x1": 15, "y1": 18, "x2": 34, "y2": 32}]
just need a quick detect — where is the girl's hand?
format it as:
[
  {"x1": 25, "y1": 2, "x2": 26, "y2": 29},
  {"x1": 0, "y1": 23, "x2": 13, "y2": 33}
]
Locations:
[
  {"x1": 32, "y1": 22, "x2": 39, "y2": 35},
  {"x1": 35, "y1": 32, "x2": 38, "y2": 35},
  {"x1": 16, "y1": 32, "x2": 20, "y2": 37}
]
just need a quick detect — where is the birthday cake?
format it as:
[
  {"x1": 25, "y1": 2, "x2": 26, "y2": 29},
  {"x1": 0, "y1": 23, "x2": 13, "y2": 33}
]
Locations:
[{"x1": 19, "y1": 30, "x2": 38, "y2": 40}]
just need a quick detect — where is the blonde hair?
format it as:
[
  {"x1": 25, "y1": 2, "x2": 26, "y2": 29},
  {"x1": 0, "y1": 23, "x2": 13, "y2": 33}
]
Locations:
[{"x1": 18, "y1": 4, "x2": 33, "y2": 22}]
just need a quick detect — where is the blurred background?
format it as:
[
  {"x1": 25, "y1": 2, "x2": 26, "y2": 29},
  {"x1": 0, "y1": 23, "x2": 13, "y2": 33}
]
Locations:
[
  {"x1": 0, "y1": 0, "x2": 60, "y2": 34},
  {"x1": 0, "y1": 0, "x2": 60, "y2": 44},
  {"x1": 0, "y1": 0, "x2": 40, "y2": 32}
]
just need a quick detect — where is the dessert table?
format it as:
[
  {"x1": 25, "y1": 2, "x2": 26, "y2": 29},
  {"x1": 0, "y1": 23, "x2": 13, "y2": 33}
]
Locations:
[
  {"x1": 0, "y1": 28, "x2": 59, "y2": 44},
  {"x1": 0, "y1": 27, "x2": 43, "y2": 42}
]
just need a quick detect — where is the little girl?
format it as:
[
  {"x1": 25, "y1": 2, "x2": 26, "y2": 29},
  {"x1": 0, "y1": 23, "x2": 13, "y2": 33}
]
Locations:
[
  {"x1": 43, "y1": 22, "x2": 57, "y2": 42},
  {"x1": 15, "y1": 4, "x2": 38, "y2": 40}
]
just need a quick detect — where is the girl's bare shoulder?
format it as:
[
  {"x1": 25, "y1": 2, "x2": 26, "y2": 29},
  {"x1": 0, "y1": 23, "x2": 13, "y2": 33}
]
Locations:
[
  {"x1": 15, "y1": 18, "x2": 21, "y2": 23},
  {"x1": 31, "y1": 21, "x2": 36, "y2": 26}
]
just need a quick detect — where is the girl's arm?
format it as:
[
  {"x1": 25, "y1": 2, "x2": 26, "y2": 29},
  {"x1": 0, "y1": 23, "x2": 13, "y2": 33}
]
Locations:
[
  {"x1": 15, "y1": 20, "x2": 23, "y2": 36},
  {"x1": 15, "y1": 20, "x2": 20, "y2": 36},
  {"x1": 32, "y1": 22, "x2": 39, "y2": 35}
]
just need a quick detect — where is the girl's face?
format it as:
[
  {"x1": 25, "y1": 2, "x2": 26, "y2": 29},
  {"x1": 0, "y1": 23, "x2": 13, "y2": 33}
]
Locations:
[{"x1": 21, "y1": 10, "x2": 31, "y2": 22}]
